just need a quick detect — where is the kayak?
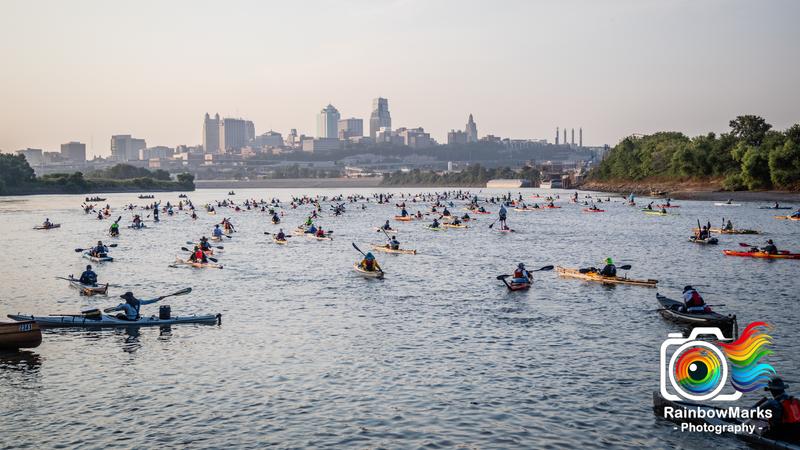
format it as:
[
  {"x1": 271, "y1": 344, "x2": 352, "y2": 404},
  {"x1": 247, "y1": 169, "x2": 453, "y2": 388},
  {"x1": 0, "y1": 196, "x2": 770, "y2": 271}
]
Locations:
[
  {"x1": 173, "y1": 257, "x2": 224, "y2": 269},
  {"x1": 83, "y1": 252, "x2": 113, "y2": 263},
  {"x1": 582, "y1": 208, "x2": 605, "y2": 213},
  {"x1": 543, "y1": 205, "x2": 561, "y2": 209},
  {"x1": 353, "y1": 263, "x2": 384, "y2": 279},
  {"x1": 656, "y1": 293, "x2": 736, "y2": 335},
  {"x1": 688, "y1": 236, "x2": 718, "y2": 245},
  {"x1": 371, "y1": 244, "x2": 416, "y2": 255},
  {"x1": 694, "y1": 227, "x2": 760, "y2": 235},
  {"x1": 775, "y1": 215, "x2": 800, "y2": 221},
  {"x1": 714, "y1": 202, "x2": 741, "y2": 206},
  {"x1": 128, "y1": 224, "x2": 147, "y2": 229},
  {"x1": 394, "y1": 216, "x2": 414, "y2": 221},
  {"x1": 272, "y1": 236, "x2": 288, "y2": 245},
  {"x1": 513, "y1": 208, "x2": 541, "y2": 212},
  {"x1": 68, "y1": 277, "x2": 109, "y2": 295},
  {"x1": 374, "y1": 227, "x2": 400, "y2": 233},
  {"x1": 8, "y1": 313, "x2": 221, "y2": 328},
  {"x1": 497, "y1": 228, "x2": 516, "y2": 233},
  {"x1": 656, "y1": 204, "x2": 680, "y2": 208},
  {"x1": 722, "y1": 250, "x2": 800, "y2": 259},
  {"x1": 644, "y1": 211, "x2": 675, "y2": 216},
  {"x1": 210, "y1": 235, "x2": 224, "y2": 241},
  {"x1": 556, "y1": 266, "x2": 658, "y2": 287},
  {"x1": 500, "y1": 276, "x2": 532, "y2": 291},
  {"x1": 760, "y1": 206, "x2": 792, "y2": 210},
  {"x1": 426, "y1": 226, "x2": 443, "y2": 231},
  {"x1": 33, "y1": 224, "x2": 60, "y2": 230},
  {"x1": 442, "y1": 223, "x2": 468, "y2": 229},
  {"x1": 0, "y1": 320, "x2": 42, "y2": 350},
  {"x1": 652, "y1": 391, "x2": 799, "y2": 450}
]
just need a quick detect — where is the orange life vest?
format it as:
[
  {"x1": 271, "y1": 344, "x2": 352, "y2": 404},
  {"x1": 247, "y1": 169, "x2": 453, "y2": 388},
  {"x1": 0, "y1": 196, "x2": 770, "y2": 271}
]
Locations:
[{"x1": 782, "y1": 397, "x2": 800, "y2": 424}]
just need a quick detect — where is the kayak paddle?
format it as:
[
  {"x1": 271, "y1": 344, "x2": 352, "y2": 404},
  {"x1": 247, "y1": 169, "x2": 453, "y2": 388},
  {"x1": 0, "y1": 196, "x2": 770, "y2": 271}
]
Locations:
[
  {"x1": 352, "y1": 242, "x2": 383, "y2": 273},
  {"x1": 102, "y1": 287, "x2": 192, "y2": 312},
  {"x1": 495, "y1": 265, "x2": 554, "y2": 279},
  {"x1": 74, "y1": 244, "x2": 118, "y2": 252},
  {"x1": 180, "y1": 247, "x2": 219, "y2": 263}
]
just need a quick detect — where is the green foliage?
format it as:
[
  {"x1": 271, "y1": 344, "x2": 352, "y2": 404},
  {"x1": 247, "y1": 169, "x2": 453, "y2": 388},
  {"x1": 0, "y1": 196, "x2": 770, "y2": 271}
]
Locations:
[
  {"x1": 0, "y1": 153, "x2": 36, "y2": 188},
  {"x1": 381, "y1": 164, "x2": 540, "y2": 187},
  {"x1": 88, "y1": 164, "x2": 171, "y2": 180},
  {"x1": 592, "y1": 115, "x2": 799, "y2": 191}
]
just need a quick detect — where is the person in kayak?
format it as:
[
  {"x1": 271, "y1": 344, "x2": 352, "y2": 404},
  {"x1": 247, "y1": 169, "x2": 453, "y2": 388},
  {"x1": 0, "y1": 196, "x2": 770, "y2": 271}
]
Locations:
[
  {"x1": 107, "y1": 291, "x2": 166, "y2": 321},
  {"x1": 450, "y1": 216, "x2": 462, "y2": 225},
  {"x1": 511, "y1": 263, "x2": 531, "y2": 285},
  {"x1": 306, "y1": 223, "x2": 318, "y2": 235},
  {"x1": 315, "y1": 227, "x2": 326, "y2": 238},
  {"x1": 442, "y1": 207, "x2": 451, "y2": 217},
  {"x1": 188, "y1": 245, "x2": 208, "y2": 264},
  {"x1": 359, "y1": 252, "x2": 381, "y2": 272},
  {"x1": 755, "y1": 377, "x2": 800, "y2": 442},
  {"x1": 212, "y1": 224, "x2": 224, "y2": 239},
  {"x1": 276, "y1": 229, "x2": 287, "y2": 241},
  {"x1": 381, "y1": 220, "x2": 392, "y2": 230},
  {"x1": 305, "y1": 216, "x2": 314, "y2": 227},
  {"x1": 43, "y1": 218, "x2": 53, "y2": 228},
  {"x1": 271, "y1": 213, "x2": 280, "y2": 224},
  {"x1": 109, "y1": 221, "x2": 120, "y2": 237},
  {"x1": 682, "y1": 286, "x2": 707, "y2": 313},
  {"x1": 499, "y1": 204, "x2": 508, "y2": 228},
  {"x1": 724, "y1": 219, "x2": 733, "y2": 231},
  {"x1": 198, "y1": 237, "x2": 212, "y2": 252},
  {"x1": 430, "y1": 218, "x2": 440, "y2": 229},
  {"x1": 762, "y1": 239, "x2": 779, "y2": 255},
  {"x1": 695, "y1": 225, "x2": 710, "y2": 240},
  {"x1": 599, "y1": 258, "x2": 617, "y2": 277},
  {"x1": 791, "y1": 208, "x2": 800, "y2": 219},
  {"x1": 79, "y1": 265, "x2": 98, "y2": 286},
  {"x1": 153, "y1": 207, "x2": 159, "y2": 222},
  {"x1": 132, "y1": 215, "x2": 143, "y2": 228},
  {"x1": 389, "y1": 236, "x2": 400, "y2": 250},
  {"x1": 90, "y1": 241, "x2": 108, "y2": 258}
]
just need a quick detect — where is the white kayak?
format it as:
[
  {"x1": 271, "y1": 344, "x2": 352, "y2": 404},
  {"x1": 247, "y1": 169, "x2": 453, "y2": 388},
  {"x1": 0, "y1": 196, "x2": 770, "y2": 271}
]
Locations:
[
  {"x1": 353, "y1": 263, "x2": 384, "y2": 279},
  {"x1": 714, "y1": 202, "x2": 741, "y2": 206},
  {"x1": 173, "y1": 257, "x2": 223, "y2": 269},
  {"x1": 68, "y1": 277, "x2": 109, "y2": 295},
  {"x1": 374, "y1": 227, "x2": 400, "y2": 233},
  {"x1": 83, "y1": 252, "x2": 113, "y2": 263},
  {"x1": 8, "y1": 313, "x2": 221, "y2": 327}
]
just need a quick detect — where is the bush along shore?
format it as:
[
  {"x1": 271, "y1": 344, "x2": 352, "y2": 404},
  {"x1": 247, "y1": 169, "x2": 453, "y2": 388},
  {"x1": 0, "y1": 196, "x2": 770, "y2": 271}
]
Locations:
[
  {"x1": 381, "y1": 164, "x2": 540, "y2": 187},
  {"x1": 587, "y1": 115, "x2": 800, "y2": 194},
  {"x1": 0, "y1": 156, "x2": 194, "y2": 195}
]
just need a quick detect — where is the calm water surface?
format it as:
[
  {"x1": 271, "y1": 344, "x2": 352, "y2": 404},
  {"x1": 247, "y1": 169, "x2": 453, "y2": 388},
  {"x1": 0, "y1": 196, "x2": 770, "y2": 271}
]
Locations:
[{"x1": 1, "y1": 188, "x2": 798, "y2": 449}]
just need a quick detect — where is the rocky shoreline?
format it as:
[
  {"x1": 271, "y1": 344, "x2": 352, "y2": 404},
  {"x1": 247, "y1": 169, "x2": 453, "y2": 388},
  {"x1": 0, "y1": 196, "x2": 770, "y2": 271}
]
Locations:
[{"x1": 579, "y1": 180, "x2": 800, "y2": 203}]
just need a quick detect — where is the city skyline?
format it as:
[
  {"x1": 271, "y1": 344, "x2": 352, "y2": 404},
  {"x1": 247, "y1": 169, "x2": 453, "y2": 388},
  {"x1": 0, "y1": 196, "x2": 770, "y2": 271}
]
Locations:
[{"x1": 1, "y1": 0, "x2": 799, "y2": 156}]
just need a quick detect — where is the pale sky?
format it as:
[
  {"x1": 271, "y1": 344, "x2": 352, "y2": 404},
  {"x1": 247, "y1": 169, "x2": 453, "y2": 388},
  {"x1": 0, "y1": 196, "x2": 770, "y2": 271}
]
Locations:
[{"x1": 1, "y1": 0, "x2": 798, "y2": 157}]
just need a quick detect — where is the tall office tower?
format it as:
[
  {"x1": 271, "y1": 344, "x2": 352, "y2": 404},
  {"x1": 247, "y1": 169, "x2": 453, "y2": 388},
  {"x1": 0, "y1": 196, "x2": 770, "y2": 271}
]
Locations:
[
  {"x1": 219, "y1": 118, "x2": 255, "y2": 152},
  {"x1": 203, "y1": 113, "x2": 221, "y2": 153},
  {"x1": 556, "y1": 127, "x2": 560, "y2": 145},
  {"x1": 563, "y1": 129, "x2": 567, "y2": 146},
  {"x1": 60, "y1": 141, "x2": 86, "y2": 162},
  {"x1": 110, "y1": 135, "x2": 146, "y2": 162},
  {"x1": 369, "y1": 97, "x2": 391, "y2": 138},
  {"x1": 317, "y1": 104, "x2": 340, "y2": 139},
  {"x1": 571, "y1": 128, "x2": 575, "y2": 146},
  {"x1": 338, "y1": 117, "x2": 363, "y2": 139},
  {"x1": 465, "y1": 114, "x2": 478, "y2": 143},
  {"x1": 579, "y1": 128, "x2": 583, "y2": 147}
]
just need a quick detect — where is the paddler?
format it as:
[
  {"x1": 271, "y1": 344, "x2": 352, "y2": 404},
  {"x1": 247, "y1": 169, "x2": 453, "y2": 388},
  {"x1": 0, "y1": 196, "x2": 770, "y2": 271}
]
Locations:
[
  {"x1": 188, "y1": 245, "x2": 208, "y2": 263},
  {"x1": 271, "y1": 213, "x2": 280, "y2": 224},
  {"x1": 599, "y1": 258, "x2": 617, "y2": 277},
  {"x1": 276, "y1": 229, "x2": 287, "y2": 241},
  {"x1": 90, "y1": 241, "x2": 108, "y2": 258},
  {"x1": 389, "y1": 236, "x2": 400, "y2": 250},
  {"x1": 107, "y1": 291, "x2": 166, "y2": 321},
  {"x1": 306, "y1": 223, "x2": 318, "y2": 235},
  {"x1": 78, "y1": 265, "x2": 98, "y2": 286},
  {"x1": 109, "y1": 221, "x2": 120, "y2": 236},
  {"x1": 212, "y1": 224, "x2": 224, "y2": 239},
  {"x1": 762, "y1": 239, "x2": 779, "y2": 255},
  {"x1": 724, "y1": 219, "x2": 733, "y2": 231},
  {"x1": 199, "y1": 237, "x2": 212, "y2": 252},
  {"x1": 430, "y1": 218, "x2": 440, "y2": 229},
  {"x1": 305, "y1": 216, "x2": 314, "y2": 226},
  {"x1": 359, "y1": 252, "x2": 381, "y2": 272},
  {"x1": 462, "y1": 213, "x2": 471, "y2": 221},
  {"x1": 755, "y1": 377, "x2": 800, "y2": 442},
  {"x1": 499, "y1": 204, "x2": 508, "y2": 228},
  {"x1": 511, "y1": 263, "x2": 531, "y2": 285},
  {"x1": 791, "y1": 208, "x2": 800, "y2": 218},
  {"x1": 681, "y1": 286, "x2": 707, "y2": 313},
  {"x1": 43, "y1": 218, "x2": 53, "y2": 228},
  {"x1": 442, "y1": 207, "x2": 451, "y2": 217},
  {"x1": 315, "y1": 227, "x2": 326, "y2": 238},
  {"x1": 381, "y1": 220, "x2": 392, "y2": 230}
]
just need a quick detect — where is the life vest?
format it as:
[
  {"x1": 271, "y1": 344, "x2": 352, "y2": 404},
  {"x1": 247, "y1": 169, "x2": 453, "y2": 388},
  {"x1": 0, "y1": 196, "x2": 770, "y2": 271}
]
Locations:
[
  {"x1": 514, "y1": 269, "x2": 526, "y2": 279},
  {"x1": 194, "y1": 250, "x2": 204, "y2": 261},
  {"x1": 782, "y1": 397, "x2": 800, "y2": 424},
  {"x1": 687, "y1": 290, "x2": 704, "y2": 307}
]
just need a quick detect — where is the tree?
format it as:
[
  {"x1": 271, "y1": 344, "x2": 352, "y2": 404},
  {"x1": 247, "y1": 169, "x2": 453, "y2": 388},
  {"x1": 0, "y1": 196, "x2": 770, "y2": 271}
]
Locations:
[
  {"x1": 729, "y1": 115, "x2": 772, "y2": 146},
  {"x1": 0, "y1": 153, "x2": 36, "y2": 187},
  {"x1": 740, "y1": 147, "x2": 771, "y2": 189},
  {"x1": 769, "y1": 141, "x2": 800, "y2": 189}
]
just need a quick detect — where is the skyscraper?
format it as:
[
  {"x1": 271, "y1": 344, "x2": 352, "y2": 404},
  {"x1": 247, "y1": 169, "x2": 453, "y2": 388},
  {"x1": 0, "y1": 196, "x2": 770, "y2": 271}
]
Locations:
[
  {"x1": 203, "y1": 113, "x2": 220, "y2": 154},
  {"x1": 317, "y1": 104, "x2": 340, "y2": 139},
  {"x1": 556, "y1": 127, "x2": 560, "y2": 145},
  {"x1": 579, "y1": 128, "x2": 583, "y2": 147},
  {"x1": 219, "y1": 118, "x2": 255, "y2": 152},
  {"x1": 110, "y1": 135, "x2": 146, "y2": 162},
  {"x1": 338, "y1": 117, "x2": 363, "y2": 139},
  {"x1": 465, "y1": 114, "x2": 478, "y2": 143},
  {"x1": 60, "y1": 141, "x2": 86, "y2": 162},
  {"x1": 571, "y1": 128, "x2": 575, "y2": 146},
  {"x1": 369, "y1": 97, "x2": 391, "y2": 138}
]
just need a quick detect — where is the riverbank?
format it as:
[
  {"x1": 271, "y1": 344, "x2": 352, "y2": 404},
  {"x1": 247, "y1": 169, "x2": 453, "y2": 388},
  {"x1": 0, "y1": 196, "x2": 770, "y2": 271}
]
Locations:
[
  {"x1": 580, "y1": 179, "x2": 800, "y2": 202},
  {"x1": 196, "y1": 177, "x2": 383, "y2": 189},
  {"x1": 3, "y1": 181, "x2": 193, "y2": 196}
]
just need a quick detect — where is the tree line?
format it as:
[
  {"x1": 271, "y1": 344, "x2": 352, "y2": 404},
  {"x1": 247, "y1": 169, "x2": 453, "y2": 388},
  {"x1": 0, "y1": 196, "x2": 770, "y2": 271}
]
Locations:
[
  {"x1": 591, "y1": 115, "x2": 800, "y2": 191},
  {"x1": 381, "y1": 164, "x2": 540, "y2": 187}
]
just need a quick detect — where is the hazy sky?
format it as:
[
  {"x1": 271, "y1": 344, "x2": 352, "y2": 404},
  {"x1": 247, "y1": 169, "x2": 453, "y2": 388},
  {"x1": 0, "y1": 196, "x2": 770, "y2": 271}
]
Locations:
[{"x1": 1, "y1": 0, "x2": 798, "y2": 156}]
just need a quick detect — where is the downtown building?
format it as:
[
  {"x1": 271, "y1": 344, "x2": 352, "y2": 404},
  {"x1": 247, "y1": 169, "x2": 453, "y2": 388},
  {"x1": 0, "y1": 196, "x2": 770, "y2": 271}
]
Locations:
[
  {"x1": 203, "y1": 113, "x2": 255, "y2": 153},
  {"x1": 317, "y1": 104, "x2": 340, "y2": 138},
  {"x1": 369, "y1": 97, "x2": 391, "y2": 138},
  {"x1": 60, "y1": 141, "x2": 86, "y2": 162},
  {"x1": 110, "y1": 135, "x2": 146, "y2": 162},
  {"x1": 338, "y1": 118, "x2": 363, "y2": 140}
]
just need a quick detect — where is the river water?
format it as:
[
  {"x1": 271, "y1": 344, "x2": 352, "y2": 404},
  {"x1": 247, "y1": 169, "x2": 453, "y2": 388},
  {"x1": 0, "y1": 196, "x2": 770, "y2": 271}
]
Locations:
[{"x1": 1, "y1": 188, "x2": 798, "y2": 449}]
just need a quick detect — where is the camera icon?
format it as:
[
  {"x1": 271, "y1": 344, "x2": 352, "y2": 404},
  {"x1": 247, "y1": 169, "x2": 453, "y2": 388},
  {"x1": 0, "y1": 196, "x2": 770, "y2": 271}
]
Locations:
[{"x1": 660, "y1": 327, "x2": 742, "y2": 402}]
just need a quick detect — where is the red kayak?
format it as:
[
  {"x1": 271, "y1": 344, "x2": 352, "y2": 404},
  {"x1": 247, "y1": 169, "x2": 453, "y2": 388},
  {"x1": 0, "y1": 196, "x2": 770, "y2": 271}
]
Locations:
[
  {"x1": 507, "y1": 282, "x2": 531, "y2": 291},
  {"x1": 582, "y1": 208, "x2": 605, "y2": 213},
  {"x1": 722, "y1": 250, "x2": 800, "y2": 259},
  {"x1": 544, "y1": 206, "x2": 561, "y2": 209}
]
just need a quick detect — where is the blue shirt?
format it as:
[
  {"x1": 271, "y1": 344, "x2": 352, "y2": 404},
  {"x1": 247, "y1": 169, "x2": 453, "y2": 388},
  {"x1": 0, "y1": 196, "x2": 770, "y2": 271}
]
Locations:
[
  {"x1": 108, "y1": 298, "x2": 160, "y2": 320},
  {"x1": 212, "y1": 228, "x2": 223, "y2": 237}
]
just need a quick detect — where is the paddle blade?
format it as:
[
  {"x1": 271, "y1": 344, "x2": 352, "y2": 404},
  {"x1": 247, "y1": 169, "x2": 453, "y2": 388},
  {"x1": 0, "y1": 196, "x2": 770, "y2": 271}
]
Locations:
[
  {"x1": 496, "y1": 274, "x2": 510, "y2": 280},
  {"x1": 181, "y1": 247, "x2": 190, "y2": 252},
  {"x1": 207, "y1": 257, "x2": 218, "y2": 263},
  {"x1": 738, "y1": 242, "x2": 752, "y2": 247},
  {"x1": 169, "y1": 287, "x2": 192, "y2": 297},
  {"x1": 352, "y1": 242, "x2": 365, "y2": 255},
  {"x1": 619, "y1": 264, "x2": 632, "y2": 270},
  {"x1": 74, "y1": 248, "x2": 84, "y2": 252},
  {"x1": 536, "y1": 265, "x2": 554, "y2": 271}
]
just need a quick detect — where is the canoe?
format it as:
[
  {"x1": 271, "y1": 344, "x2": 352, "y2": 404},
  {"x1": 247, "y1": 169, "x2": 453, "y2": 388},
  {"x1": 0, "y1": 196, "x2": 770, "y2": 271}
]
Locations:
[
  {"x1": 722, "y1": 250, "x2": 800, "y2": 259},
  {"x1": 442, "y1": 223, "x2": 468, "y2": 228},
  {"x1": 371, "y1": 244, "x2": 416, "y2": 255},
  {"x1": 83, "y1": 252, "x2": 113, "y2": 263},
  {"x1": 556, "y1": 266, "x2": 658, "y2": 287},
  {"x1": 68, "y1": 277, "x2": 109, "y2": 295},
  {"x1": 582, "y1": 208, "x2": 605, "y2": 213},
  {"x1": 173, "y1": 257, "x2": 224, "y2": 269},
  {"x1": 543, "y1": 206, "x2": 561, "y2": 209},
  {"x1": 655, "y1": 293, "x2": 736, "y2": 334},
  {"x1": 714, "y1": 202, "x2": 741, "y2": 206},
  {"x1": 353, "y1": 263, "x2": 384, "y2": 279},
  {"x1": 0, "y1": 321, "x2": 42, "y2": 350},
  {"x1": 497, "y1": 228, "x2": 516, "y2": 233},
  {"x1": 33, "y1": 224, "x2": 61, "y2": 230},
  {"x1": 272, "y1": 236, "x2": 288, "y2": 245},
  {"x1": 774, "y1": 215, "x2": 800, "y2": 221},
  {"x1": 394, "y1": 216, "x2": 414, "y2": 221},
  {"x1": 7, "y1": 313, "x2": 221, "y2": 328},
  {"x1": 652, "y1": 391, "x2": 799, "y2": 450},
  {"x1": 688, "y1": 236, "x2": 718, "y2": 245}
]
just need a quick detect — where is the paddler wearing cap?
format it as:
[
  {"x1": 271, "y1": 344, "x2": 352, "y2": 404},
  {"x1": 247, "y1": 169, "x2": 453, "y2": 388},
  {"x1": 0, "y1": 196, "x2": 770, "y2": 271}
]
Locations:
[
  {"x1": 106, "y1": 291, "x2": 167, "y2": 321},
  {"x1": 599, "y1": 258, "x2": 617, "y2": 277},
  {"x1": 755, "y1": 377, "x2": 800, "y2": 442}
]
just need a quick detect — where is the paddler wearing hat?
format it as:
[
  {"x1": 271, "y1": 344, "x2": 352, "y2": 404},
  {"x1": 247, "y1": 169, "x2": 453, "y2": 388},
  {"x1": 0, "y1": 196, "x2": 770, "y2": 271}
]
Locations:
[
  {"x1": 755, "y1": 377, "x2": 800, "y2": 442},
  {"x1": 105, "y1": 291, "x2": 166, "y2": 321}
]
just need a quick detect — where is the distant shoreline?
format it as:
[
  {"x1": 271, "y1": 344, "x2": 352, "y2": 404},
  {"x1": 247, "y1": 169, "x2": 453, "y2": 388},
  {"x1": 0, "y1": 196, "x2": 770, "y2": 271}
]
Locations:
[
  {"x1": 580, "y1": 180, "x2": 800, "y2": 203},
  {"x1": 196, "y1": 178, "x2": 383, "y2": 189}
]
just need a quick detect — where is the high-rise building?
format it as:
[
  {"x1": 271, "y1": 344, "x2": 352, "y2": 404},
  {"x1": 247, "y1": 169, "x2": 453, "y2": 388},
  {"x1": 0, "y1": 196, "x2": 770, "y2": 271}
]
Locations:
[
  {"x1": 571, "y1": 128, "x2": 575, "y2": 146},
  {"x1": 563, "y1": 129, "x2": 567, "y2": 146},
  {"x1": 338, "y1": 118, "x2": 363, "y2": 140},
  {"x1": 203, "y1": 113, "x2": 221, "y2": 154},
  {"x1": 16, "y1": 148, "x2": 43, "y2": 166},
  {"x1": 110, "y1": 135, "x2": 146, "y2": 162},
  {"x1": 219, "y1": 118, "x2": 255, "y2": 152},
  {"x1": 465, "y1": 114, "x2": 478, "y2": 143},
  {"x1": 447, "y1": 130, "x2": 468, "y2": 145},
  {"x1": 555, "y1": 127, "x2": 560, "y2": 145},
  {"x1": 254, "y1": 131, "x2": 284, "y2": 148},
  {"x1": 317, "y1": 104, "x2": 340, "y2": 139},
  {"x1": 579, "y1": 128, "x2": 583, "y2": 147},
  {"x1": 396, "y1": 127, "x2": 433, "y2": 149},
  {"x1": 369, "y1": 97, "x2": 391, "y2": 138},
  {"x1": 60, "y1": 141, "x2": 86, "y2": 162}
]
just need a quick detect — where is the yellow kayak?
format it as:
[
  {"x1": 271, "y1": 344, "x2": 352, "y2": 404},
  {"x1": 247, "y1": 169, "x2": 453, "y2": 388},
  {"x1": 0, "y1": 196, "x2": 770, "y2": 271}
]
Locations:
[
  {"x1": 371, "y1": 244, "x2": 416, "y2": 255},
  {"x1": 353, "y1": 263, "x2": 384, "y2": 278},
  {"x1": 442, "y1": 223, "x2": 468, "y2": 229},
  {"x1": 556, "y1": 266, "x2": 657, "y2": 287}
]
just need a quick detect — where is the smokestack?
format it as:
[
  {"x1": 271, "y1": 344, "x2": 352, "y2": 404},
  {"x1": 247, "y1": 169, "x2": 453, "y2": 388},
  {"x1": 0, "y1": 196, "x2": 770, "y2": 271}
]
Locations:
[
  {"x1": 579, "y1": 128, "x2": 583, "y2": 147},
  {"x1": 563, "y1": 128, "x2": 567, "y2": 146},
  {"x1": 571, "y1": 128, "x2": 575, "y2": 146},
  {"x1": 556, "y1": 127, "x2": 559, "y2": 145}
]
